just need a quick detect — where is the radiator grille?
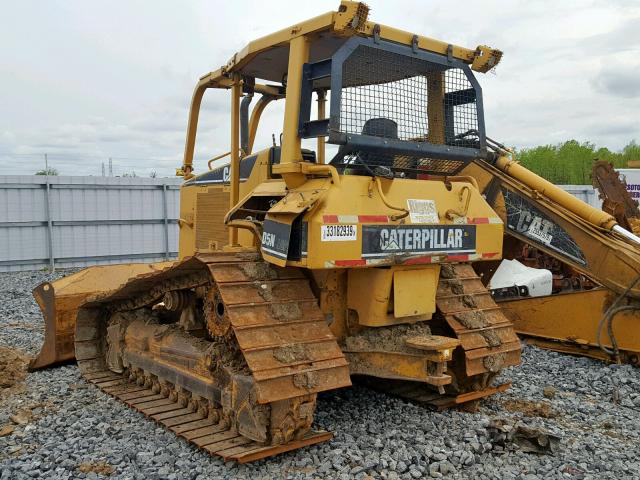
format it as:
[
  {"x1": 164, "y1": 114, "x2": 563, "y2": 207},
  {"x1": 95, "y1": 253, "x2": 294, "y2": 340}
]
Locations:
[{"x1": 196, "y1": 189, "x2": 229, "y2": 251}]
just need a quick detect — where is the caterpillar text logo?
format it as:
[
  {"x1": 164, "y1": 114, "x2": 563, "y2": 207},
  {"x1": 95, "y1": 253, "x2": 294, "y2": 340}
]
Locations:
[
  {"x1": 362, "y1": 225, "x2": 476, "y2": 258},
  {"x1": 379, "y1": 227, "x2": 464, "y2": 251},
  {"x1": 511, "y1": 208, "x2": 554, "y2": 245}
]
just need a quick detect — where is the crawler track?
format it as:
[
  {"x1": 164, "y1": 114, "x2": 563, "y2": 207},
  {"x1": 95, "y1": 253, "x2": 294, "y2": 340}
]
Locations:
[
  {"x1": 79, "y1": 369, "x2": 332, "y2": 463},
  {"x1": 436, "y1": 263, "x2": 521, "y2": 392},
  {"x1": 73, "y1": 253, "x2": 350, "y2": 462}
]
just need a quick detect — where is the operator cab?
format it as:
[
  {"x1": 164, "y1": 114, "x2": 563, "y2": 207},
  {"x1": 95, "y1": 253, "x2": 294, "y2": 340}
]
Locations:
[{"x1": 303, "y1": 37, "x2": 487, "y2": 179}]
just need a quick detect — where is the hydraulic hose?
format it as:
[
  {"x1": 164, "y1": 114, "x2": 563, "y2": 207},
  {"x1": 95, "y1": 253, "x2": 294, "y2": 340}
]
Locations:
[
  {"x1": 597, "y1": 272, "x2": 640, "y2": 361},
  {"x1": 374, "y1": 177, "x2": 409, "y2": 221}
]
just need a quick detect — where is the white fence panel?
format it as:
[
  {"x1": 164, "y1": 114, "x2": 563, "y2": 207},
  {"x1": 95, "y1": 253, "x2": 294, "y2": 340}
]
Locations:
[{"x1": 0, "y1": 176, "x2": 182, "y2": 272}]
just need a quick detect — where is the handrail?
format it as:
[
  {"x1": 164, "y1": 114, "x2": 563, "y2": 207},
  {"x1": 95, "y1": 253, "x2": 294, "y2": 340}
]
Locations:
[
  {"x1": 444, "y1": 175, "x2": 479, "y2": 192},
  {"x1": 226, "y1": 219, "x2": 261, "y2": 244},
  {"x1": 207, "y1": 148, "x2": 245, "y2": 170},
  {"x1": 302, "y1": 163, "x2": 341, "y2": 186}
]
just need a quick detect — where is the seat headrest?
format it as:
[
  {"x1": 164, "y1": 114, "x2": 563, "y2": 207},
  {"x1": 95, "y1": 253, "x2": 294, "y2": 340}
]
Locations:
[{"x1": 361, "y1": 118, "x2": 398, "y2": 139}]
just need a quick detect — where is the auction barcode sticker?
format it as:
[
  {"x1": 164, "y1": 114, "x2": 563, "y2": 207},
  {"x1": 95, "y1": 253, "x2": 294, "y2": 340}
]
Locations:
[
  {"x1": 321, "y1": 224, "x2": 357, "y2": 241},
  {"x1": 407, "y1": 199, "x2": 439, "y2": 224}
]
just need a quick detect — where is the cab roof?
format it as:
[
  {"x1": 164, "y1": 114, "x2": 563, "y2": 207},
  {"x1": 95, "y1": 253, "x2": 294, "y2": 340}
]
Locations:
[{"x1": 201, "y1": 1, "x2": 502, "y2": 88}]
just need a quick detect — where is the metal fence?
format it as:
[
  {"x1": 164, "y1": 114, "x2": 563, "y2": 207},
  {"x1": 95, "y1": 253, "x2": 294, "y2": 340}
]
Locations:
[
  {"x1": 0, "y1": 176, "x2": 604, "y2": 272},
  {"x1": 0, "y1": 176, "x2": 182, "y2": 272}
]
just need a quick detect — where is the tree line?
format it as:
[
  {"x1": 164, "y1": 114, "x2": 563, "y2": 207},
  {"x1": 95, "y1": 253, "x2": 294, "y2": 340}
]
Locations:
[{"x1": 515, "y1": 140, "x2": 640, "y2": 185}]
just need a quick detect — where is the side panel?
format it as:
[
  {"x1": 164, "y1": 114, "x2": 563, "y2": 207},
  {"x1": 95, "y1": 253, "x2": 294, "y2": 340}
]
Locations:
[
  {"x1": 196, "y1": 187, "x2": 229, "y2": 251},
  {"x1": 178, "y1": 183, "x2": 199, "y2": 258},
  {"x1": 502, "y1": 188, "x2": 586, "y2": 266},
  {"x1": 394, "y1": 267, "x2": 439, "y2": 318},
  {"x1": 346, "y1": 265, "x2": 440, "y2": 326},
  {"x1": 347, "y1": 268, "x2": 393, "y2": 326},
  {"x1": 261, "y1": 214, "x2": 298, "y2": 267},
  {"x1": 499, "y1": 288, "x2": 640, "y2": 363}
]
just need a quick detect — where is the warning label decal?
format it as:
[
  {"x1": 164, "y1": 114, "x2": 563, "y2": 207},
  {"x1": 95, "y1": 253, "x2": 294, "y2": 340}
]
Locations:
[{"x1": 407, "y1": 199, "x2": 439, "y2": 224}]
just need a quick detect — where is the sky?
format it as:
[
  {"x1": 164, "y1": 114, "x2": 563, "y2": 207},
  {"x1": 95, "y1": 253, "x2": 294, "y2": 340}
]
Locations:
[{"x1": 0, "y1": 0, "x2": 639, "y2": 177}]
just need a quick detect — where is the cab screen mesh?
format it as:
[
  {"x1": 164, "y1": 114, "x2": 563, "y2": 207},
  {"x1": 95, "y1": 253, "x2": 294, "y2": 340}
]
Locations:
[{"x1": 338, "y1": 45, "x2": 479, "y2": 147}]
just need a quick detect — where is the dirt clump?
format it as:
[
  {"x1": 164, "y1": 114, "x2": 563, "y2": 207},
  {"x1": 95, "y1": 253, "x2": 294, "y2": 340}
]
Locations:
[
  {"x1": 342, "y1": 322, "x2": 432, "y2": 353},
  {"x1": 483, "y1": 352, "x2": 507, "y2": 372},
  {"x1": 480, "y1": 329, "x2": 502, "y2": 347},
  {"x1": 448, "y1": 279, "x2": 465, "y2": 295},
  {"x1": 0, "y1": 346, "x2": 29, "y2": 397},
  {"x1": 454, "y1": 310, "x2": 489, "y2": 329},
  {"x1": 10, "y1": 408, "x2": 33, "y2": 425},
  {"x1": 77, "y1": 461, "x2": 115, "y2": 476},
  {"x1": 255, "y1": 282, "x2": 274, "y2": 302},
  {"x1": 273, "y1": 344, "x2": 309, "y2": 363},
  {"x1": 440, "y1": 264, "x2": 456, "y2": 279},
  {"x1": 503, "y1": 398, "x2": 558, "y2": 418},
  {"x1": 462, "y1": 295, "x2": 477, "y2": 309},
  {"x1": 240, "y1": 262, "x2": 278, "y2": 280},
  {"x1": 292, "y1": 371, "x2": 318, "y2": 389},
  {"x1": 270, "y1": 302, "x2": 302, "y2": 321},
  {"x1": 543, "y1": 386, "x2": 557, "y2": 399}
]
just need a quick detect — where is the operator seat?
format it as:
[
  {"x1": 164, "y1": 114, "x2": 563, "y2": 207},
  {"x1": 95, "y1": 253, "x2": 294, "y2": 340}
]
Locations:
[
  {"x1": 361, "y1": 117, "x2": 398, "y2": 139},
  {"x1": 330, "y1": 118, "x2": 399, "y2": 171}
]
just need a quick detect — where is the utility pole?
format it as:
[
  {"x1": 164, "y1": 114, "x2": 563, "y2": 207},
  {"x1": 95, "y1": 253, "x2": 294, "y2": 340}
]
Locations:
[
  {"x1": 101, "y1": 162, "x2": 105, "y2": 176},
  {"x1": 44, "y1": 153, "x2": 48, "y2": 173},
  {"x1": 108, "y1": 157, "x2": 113, "y2": 176}
]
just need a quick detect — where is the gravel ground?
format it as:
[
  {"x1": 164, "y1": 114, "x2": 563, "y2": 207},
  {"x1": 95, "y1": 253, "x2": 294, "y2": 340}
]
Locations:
[{"x1": 1, "y1": 269, "x2": 640, "y2": 480}]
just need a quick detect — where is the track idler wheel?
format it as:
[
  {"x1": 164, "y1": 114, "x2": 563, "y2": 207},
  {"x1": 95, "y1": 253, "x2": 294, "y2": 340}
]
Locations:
[
  {"x1": 222, "y1": 373, "x2": 271, "y2": 443},
  {"x1": 220, "y1": 372, "x2": 317, "y2": 445}
]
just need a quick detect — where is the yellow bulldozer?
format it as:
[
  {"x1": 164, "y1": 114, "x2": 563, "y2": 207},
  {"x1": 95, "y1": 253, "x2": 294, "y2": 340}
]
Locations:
[{"x1": 27, "y1": 1, "x2": 640, "y2": 462}]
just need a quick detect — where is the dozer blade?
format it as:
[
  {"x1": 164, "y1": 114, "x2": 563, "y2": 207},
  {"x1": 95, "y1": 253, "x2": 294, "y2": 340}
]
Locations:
[{"x1": 29, "y1": 262, "x2": 173, "y2": 371}]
